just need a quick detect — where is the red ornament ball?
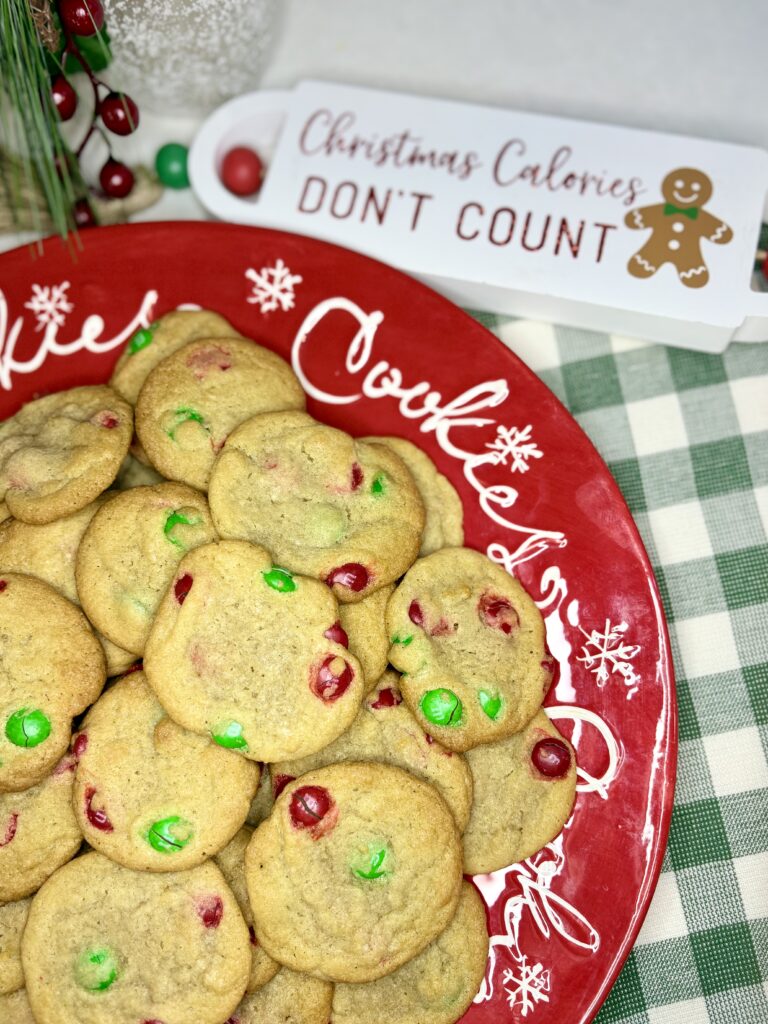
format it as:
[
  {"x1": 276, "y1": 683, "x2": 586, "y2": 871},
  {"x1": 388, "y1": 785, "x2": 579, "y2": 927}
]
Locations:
[
  {"x1": 51, "y1": 75, "x2": 77, "y2": 121},
  {"x1": 72, "y1": 199, "x2": 97, "y2": 228},
  {"x1": 99, "y1": 159, "x2": 134, "y2": 199},
  {"x1": 59, "y1": 0, "x2": 104, "y2": 36},
  {"x1": 220, "y1": 146, "x2": 264, "y2": 197},
  {"x1": 100, "y1": 92, "x2": 140, "y2": 136}
]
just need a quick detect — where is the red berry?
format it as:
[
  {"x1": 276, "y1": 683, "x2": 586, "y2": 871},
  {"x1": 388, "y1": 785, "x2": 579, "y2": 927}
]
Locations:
[
  {"x1": 289, "y1": 786, "x2": 333, "y2": 829},
  {"x1": 272, "y1": 773, "x2": 295, "y2": 798},
  {"x1": 84, "y1": 787, "x2": 113, "y2": 832},
  {"x1": 310, "y1": 655, "x2": 353, "y2": 702},
  {"x1": 51, "y1": 74, "x2": 77, "y2": 120},
  {"x1": 478, "y1": 593, "x2": 519, "y2": 635},
  {"x1": 73, "y1": 198, "x2": 97, "y2": 228},
  {"x1": 174, "y1": 573, "x2": 193, "y2": 605},
  {"x1": 408, "y1": 600, "x2": 424, "y2": 626},
  {"x1": 59, "y1": 0, "x2": 104, "y2": 36},
  {"x1": 196, "y1": 895, "x2": 223, "y2": 929},
  {"x1": 220, "y1": 146, "x2": 264, "y2": 197},
  {"x1": 325, "y1": 563, "x2": 369, "y2": 593},
  {"x1": 99, "y1": 159, "x2": 134, "y2": 199},
  {"x1": 531, "y1": 738, "x2": 571, "y2": 779},
  {"x1": 323, "y1": 621, "x2": 349, "y2": 647},
  {"x1": 100, "y1": 92, "x2": 140, "y2": 136},
  {"x1": 370, "y1": 687, "x2": 403, "y2": 709}
]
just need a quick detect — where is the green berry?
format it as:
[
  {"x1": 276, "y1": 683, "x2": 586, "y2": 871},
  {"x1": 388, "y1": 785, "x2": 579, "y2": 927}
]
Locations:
[
  {"x1": 370, "y1": 473, "x2": 387, "y2": 496},
  {"x1": 74, "y1": 948, "x2": 119, "y2": 992},
  {"x1": 262, "y1": 566, "x2": 296, "y2": 593},
  {"x1": 127, "y1": 326, "x2": 154, "y2": 354},
  {"x1": 146, "y1": 815, "x2": 193, "y2": 853},
  {"x1": 390, "y1": 633, "x2": 413, "y2": 646},
  {"x1": 5, "y1": 708, "x2": 51, "y2": 748},
  {"x1": 478, "y1": 689, "x2": 503, "y2": 721},
  {"x1": 352, "y1": 845, "x2": 389, "y2": 880},
  {"x1": 212, "y1": 721, "x2": 247, "y2": 750},
  {"x1": 155, "y1": 142, "x2": 190, "y2": 189},
  {"x1": 163, "y1": 508, "x2": 202, "y2": 549},
  {"x1": 420, "y1": 689, "x2": 463, "y2": 727}
]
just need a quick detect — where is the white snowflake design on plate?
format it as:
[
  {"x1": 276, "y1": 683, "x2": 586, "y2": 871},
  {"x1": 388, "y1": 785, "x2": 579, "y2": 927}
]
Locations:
[
  {"x1": 245, "y1": 258, "x2": 302, "y2": 313},
  {"x1": 503, "y1": 957, "x2": 552, "y2": 1016},
  {"x1": 24, "y1": 282, "x2": 74, "y2": 331},
  {"x1": 577, "y1": 619, "x2": 642, "y2": 699},
  {"x1": 485, "y1": 424, "x2": 542, "y2": 474}
]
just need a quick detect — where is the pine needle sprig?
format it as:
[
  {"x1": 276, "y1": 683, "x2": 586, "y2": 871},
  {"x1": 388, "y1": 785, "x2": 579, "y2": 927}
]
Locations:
[{"x1": 0, "y1": 0, "x2": 84, "y2": 240}]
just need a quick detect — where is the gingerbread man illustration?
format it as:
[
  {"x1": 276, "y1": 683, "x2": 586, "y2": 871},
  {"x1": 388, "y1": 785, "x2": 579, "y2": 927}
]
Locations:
[{"x1": 624, "y1": 167, "x2": 732, "y2": 288}]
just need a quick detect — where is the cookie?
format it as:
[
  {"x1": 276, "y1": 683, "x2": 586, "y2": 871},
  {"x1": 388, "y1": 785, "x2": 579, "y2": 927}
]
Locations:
[
  {"x1": 363, "y1": 436, "x2": 464, "y2": 555},
  {"x1": 0, "y1": 988, "x2": 36, "y2": 1023},
  {"x1": 73, "y1": 672, "x2": 259, "y2": 871},
  {"x1": 0, "y1": 756, "x2": 82, "y2": 902},
  {"x1": 76, "y1": 483, "x2": 217, "y2": 655},
  {"x1": 338, "y1": 584, "x2": 393, "y2": 691},
  {"x1": 114, "y1": 453, "x2": 165, "y2": 489},
  {"x1": 462, "y1": 711, "x2": 577, "y2": 873},
  {"x1": 135, "y1": 337, "x2": 305, "y2": 490},
  {"x1": 208, "y1": 412, "x2": 425, "y2": 603},
  {"x1": 215, "y1": 827, "x2": 280, "y2": 992},
  {"x1": 271, "y1": 671, "x2": 474, "y2": 832},
  {"x1": 144, "y1": 540, "x2": 364, "y2": 762},
  {"x1": 0, "y1": 386, "x2": 132, "y2": 524},
  {"x1": 22, "y1": 851, "x2": 250, "y2": 1024},
  {"x1": 386, "y1": 548, "x2": 550, "y2": 752},
  {"x1": 332, "y1": 881, "x2": 488, "y2": 1024},
  {"x1": 0, "y1": 501, "x2": 137, "y2": 676},
  {"x1": 0, "y1": 573, "x2": 105, "y2": 792},
  {"x1": 230, "y1": 967, "x2": 333, "y2": 1024},
  {"x1": 110, "y1": 308, "x2": 242, "y2": 405},
  {"x1": 0, "y1": 897, "x2": 30, "y2": 994},
  {"x1": 245, "y1": 762, "x2": 463, "y2": 983}
]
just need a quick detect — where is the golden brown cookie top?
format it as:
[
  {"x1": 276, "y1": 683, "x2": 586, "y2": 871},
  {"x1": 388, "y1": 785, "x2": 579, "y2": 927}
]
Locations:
[
  {"x1": 386, "y1": 547, "x2": 550, "y2": 752},
  {"x1": 144, "y1": 540, "x2": 364, "y2": 763},
  {"x1": 0, "y1": 897, "x2": 31, "y2": 994},
  {"x1": 245, "y1": 761, "x2": 463, "y2": 983},
  {"x1": 463, "y1": 711, "x2": 577, "y2": 874},
  {"x1": 22, "y1": 852, "x2": 250, "y2": 1024},
  {"x1": 73, "y1": 672, "x2": 258, "y2": 872},
  {"x1": 208, "y1": 411, "x2": 425, "y2": 603},
  {"x1": 230, "y1": 967, "x2": 333, "y2": 1024},
  {"x1": 0, "y1": 386, "x2": 132, "y2": 524}
]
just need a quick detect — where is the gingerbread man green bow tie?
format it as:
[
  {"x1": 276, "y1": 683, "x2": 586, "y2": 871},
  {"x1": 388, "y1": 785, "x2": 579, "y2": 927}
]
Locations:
[{"x1": 663, "y1": 203, "x2": 699, "y2": 220}]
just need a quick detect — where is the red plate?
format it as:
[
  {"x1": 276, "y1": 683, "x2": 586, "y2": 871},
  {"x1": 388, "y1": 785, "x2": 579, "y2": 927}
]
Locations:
[{"x1": 0, "y1": 223, "x2": 675, "y2": 1023}]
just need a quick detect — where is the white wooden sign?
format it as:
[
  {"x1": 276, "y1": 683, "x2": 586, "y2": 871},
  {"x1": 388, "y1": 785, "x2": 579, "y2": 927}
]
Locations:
[{"x1": 190, "y1": 81, "x2": 768, "y2": 352}]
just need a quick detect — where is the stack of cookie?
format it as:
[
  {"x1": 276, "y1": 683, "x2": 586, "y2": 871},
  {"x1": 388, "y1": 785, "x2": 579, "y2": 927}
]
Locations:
[{"x1": 0, "y1": 310, "x2": 577, "y2": 1024}]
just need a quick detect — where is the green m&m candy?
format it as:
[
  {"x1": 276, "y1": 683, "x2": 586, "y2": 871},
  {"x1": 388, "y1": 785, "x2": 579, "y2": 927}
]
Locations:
[
  {"x1": 5, "y1": 708, "x2": 51, "y2": 748},
  {"x1": 390, "y1": 633, "x2": 413, "y2": 647},
  {"x1": 370, "y1": 473, "x2": 387, "y2": 496},
  {"x1": 146, "y1": 815, "x2": 193, "y2": 853},
  {"x1": 155, "y1": 142, "x2": 190, "y2": 189},
  {"x1": 212, "y1": 721, "x2": 247, "y2": 750},
  {"x1": 74, "y1": 948, "x2": 119, "y2": 992},
  {"x1": 478, "y1": 689, "x2": 503, "y2": 721},
  {"x1": 163, "y1": 508, "x2": 202, "y2": 549},
  {"x1": 352, "y1": 844, "x2": 389, "y2": 880},
  {"x1": 262, "y1": 566, "x2": 296, "y2": 593},
  {"x1": 165, "y1": 407, "x2": 208, "y2": 442},
  {"x1": 127, "y1": 326, "x2": 155, "y2": 355},
  {"x1": 420, "y1": 689, "x2": 463, "y2": 728}
]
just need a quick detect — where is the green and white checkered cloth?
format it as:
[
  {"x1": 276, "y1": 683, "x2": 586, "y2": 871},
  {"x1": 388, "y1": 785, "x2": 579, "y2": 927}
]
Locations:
[{"x1": 471, "y1": 311, "x2": 768, "y2": 1024}]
